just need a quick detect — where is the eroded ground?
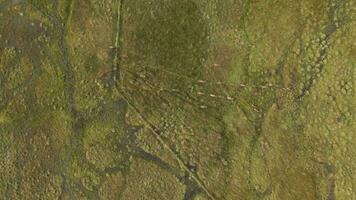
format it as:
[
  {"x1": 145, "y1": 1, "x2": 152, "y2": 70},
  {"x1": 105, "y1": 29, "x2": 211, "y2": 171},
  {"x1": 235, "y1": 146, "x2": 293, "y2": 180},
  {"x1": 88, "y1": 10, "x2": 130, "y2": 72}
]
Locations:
[{"x1": 0, "y1": 0, "x2": 355, "y2": 199}]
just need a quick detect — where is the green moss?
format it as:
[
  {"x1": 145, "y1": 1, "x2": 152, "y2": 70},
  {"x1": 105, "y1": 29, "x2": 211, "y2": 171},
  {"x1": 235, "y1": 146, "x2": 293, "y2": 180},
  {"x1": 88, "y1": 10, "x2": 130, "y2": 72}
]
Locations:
[
  {"x1": 134, "y1": 0, "x2": 208, "y2": 73},
  {"x1": 1, "y1": 0, "x2": 355, "y2": 199}
]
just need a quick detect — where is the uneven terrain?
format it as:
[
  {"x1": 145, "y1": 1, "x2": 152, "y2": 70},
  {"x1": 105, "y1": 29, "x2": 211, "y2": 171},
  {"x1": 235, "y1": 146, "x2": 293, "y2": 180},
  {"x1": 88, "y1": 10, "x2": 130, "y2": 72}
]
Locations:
[{"x1": 0, "y1": 0, "x2": 355, "y2": 199}]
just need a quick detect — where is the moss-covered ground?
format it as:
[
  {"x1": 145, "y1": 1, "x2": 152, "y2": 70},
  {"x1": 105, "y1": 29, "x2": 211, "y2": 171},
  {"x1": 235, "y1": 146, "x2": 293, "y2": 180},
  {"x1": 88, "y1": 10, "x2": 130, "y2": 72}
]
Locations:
[{"x1": 0, "y1": 0, "x2": 355, "y2": 199}]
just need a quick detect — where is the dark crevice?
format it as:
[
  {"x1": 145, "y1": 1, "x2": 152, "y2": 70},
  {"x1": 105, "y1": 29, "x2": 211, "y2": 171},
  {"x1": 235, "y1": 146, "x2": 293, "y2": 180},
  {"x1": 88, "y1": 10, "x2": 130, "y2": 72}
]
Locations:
[
  {"x1": 131, "y1": 146, "x2": 205, "y2": 200},
  {"x1": 296, "y1": 0, "x2": 348, "y2": 100}
]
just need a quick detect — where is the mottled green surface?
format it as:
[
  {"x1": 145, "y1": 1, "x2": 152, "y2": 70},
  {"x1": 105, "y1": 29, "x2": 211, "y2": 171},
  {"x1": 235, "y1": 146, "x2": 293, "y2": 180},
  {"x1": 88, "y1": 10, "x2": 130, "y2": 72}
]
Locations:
[{"x1": 0, "y1": 0, "x2": 355, "y2": 199}]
